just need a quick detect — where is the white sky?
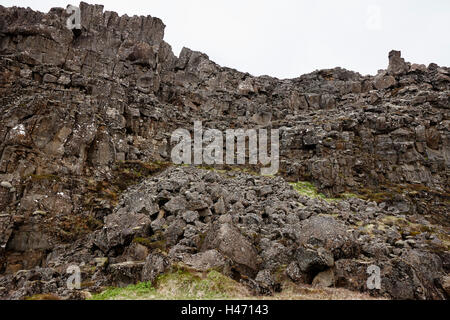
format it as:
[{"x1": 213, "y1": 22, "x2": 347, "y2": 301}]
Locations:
[{"x1": 1, "y1": 0, "x2": 449, "y2": 79}]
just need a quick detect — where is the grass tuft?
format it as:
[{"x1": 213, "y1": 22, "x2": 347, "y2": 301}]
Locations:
[{"x1": 290, "y1": 181, "x2": 339, "y2": 202}]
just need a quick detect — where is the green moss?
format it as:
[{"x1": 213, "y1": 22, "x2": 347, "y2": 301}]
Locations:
[
  {"x1": 112, "y1": 160, "x2": 171, "y2": 192},
  {"x1": 86, "y1": 215, "x2": 103, "y2": 230},
  {"x1": 379, "y1": 216, "x2": 450, "y2": 248},
  {"x1": 195, "y1": 165, "x2": 260, "y2": 178},
  {"x1": 156, "y1": 270, "x2": 235, "y2": 300},
  {"x1": 353, "y1": 183, "x2": 450, "y2": 205},
  {"x1": 291, "y1": 181, "x2": 323, "y2": 198},
  {"x1": 353, "y1": 187, "x2": 394, "y2": 203},
  {"x1": 290, "y1": 181, "x2": 339, "y2": 202},
  {"x1": 133, "y1": 236, "x2": 167, "y2": 251},
  {"x1": 90, "y1": 281, "x2": 156, "y2": 300},
  {"x1": 30, "y1": 174, "x2": 61, "y2": 182},
  {"x1": 273, "y1": 264, "x2": 288, "y2": 283},
  {"x1": 89, "y1": 269, "x2": 384, "y2": 300},
  {"x1": 320, "y1": 213, "x2": 339, "y2": 218},
  {"x1": 25, "y1": 294, "x2": 61, "y2": 300}
]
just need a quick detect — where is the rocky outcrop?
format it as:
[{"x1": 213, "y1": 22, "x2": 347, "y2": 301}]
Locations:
[{"x1": 0, "y1": 3, "x2": 448, "y2": 300}]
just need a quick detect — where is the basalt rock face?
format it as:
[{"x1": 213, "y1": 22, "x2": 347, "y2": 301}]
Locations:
[{"x1": 0, "y1": 3, "x2": 448, "y2": 300}]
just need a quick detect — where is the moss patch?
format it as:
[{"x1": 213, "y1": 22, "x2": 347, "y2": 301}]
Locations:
[
  {"x1": 90, "y1": 281, "x2": 157, "y2": 300},
  {"x1": 53, "y1": 214, "x2": 103, "y2": 242},
  {"x1": 290, "y1": 181, "x2": 339, "y2": 202}
]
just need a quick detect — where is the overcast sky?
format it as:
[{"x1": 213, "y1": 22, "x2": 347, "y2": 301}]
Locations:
[{"x1": 2, "y1": 0, "x2": 449, "y2": 79}]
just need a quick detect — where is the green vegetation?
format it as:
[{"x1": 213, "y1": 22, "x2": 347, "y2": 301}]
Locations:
[
  {"x1": 90, "y1": 270, "x2": 249, "y2": 300},
  {"x1": 29, "y1": 174, "x2": 61, "y2": 182},
  {"x1": 156, "y1": 269, "x2": 246, "y2": 300},
  {"x1": 89, "y1": 268, "x2": 383, "y2": 301},
  {"x1": 132, "y1": 237, "x2": 153, "y2": 247},
  {"x1": 290, "y1": 181, "x2": 339, "y2": 202}
]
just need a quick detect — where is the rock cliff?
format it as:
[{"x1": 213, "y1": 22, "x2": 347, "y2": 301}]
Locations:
[{"x1": 0, "y1": 3, "x2": 448, "y2": 300}]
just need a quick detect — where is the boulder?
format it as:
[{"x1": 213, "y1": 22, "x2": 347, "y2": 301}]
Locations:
[{"x1": 201, "y1": 222, "x2": 260, "y2": 277}]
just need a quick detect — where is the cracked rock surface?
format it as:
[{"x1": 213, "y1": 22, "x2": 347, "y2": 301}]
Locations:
[{"x1": 0, "y1": 3, "x2": 448, "y2": 300}]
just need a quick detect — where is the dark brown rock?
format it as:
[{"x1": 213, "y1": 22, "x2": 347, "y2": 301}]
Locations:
[{"x1": 202, "y1": 222, "x2": 260, "y2": 277}]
